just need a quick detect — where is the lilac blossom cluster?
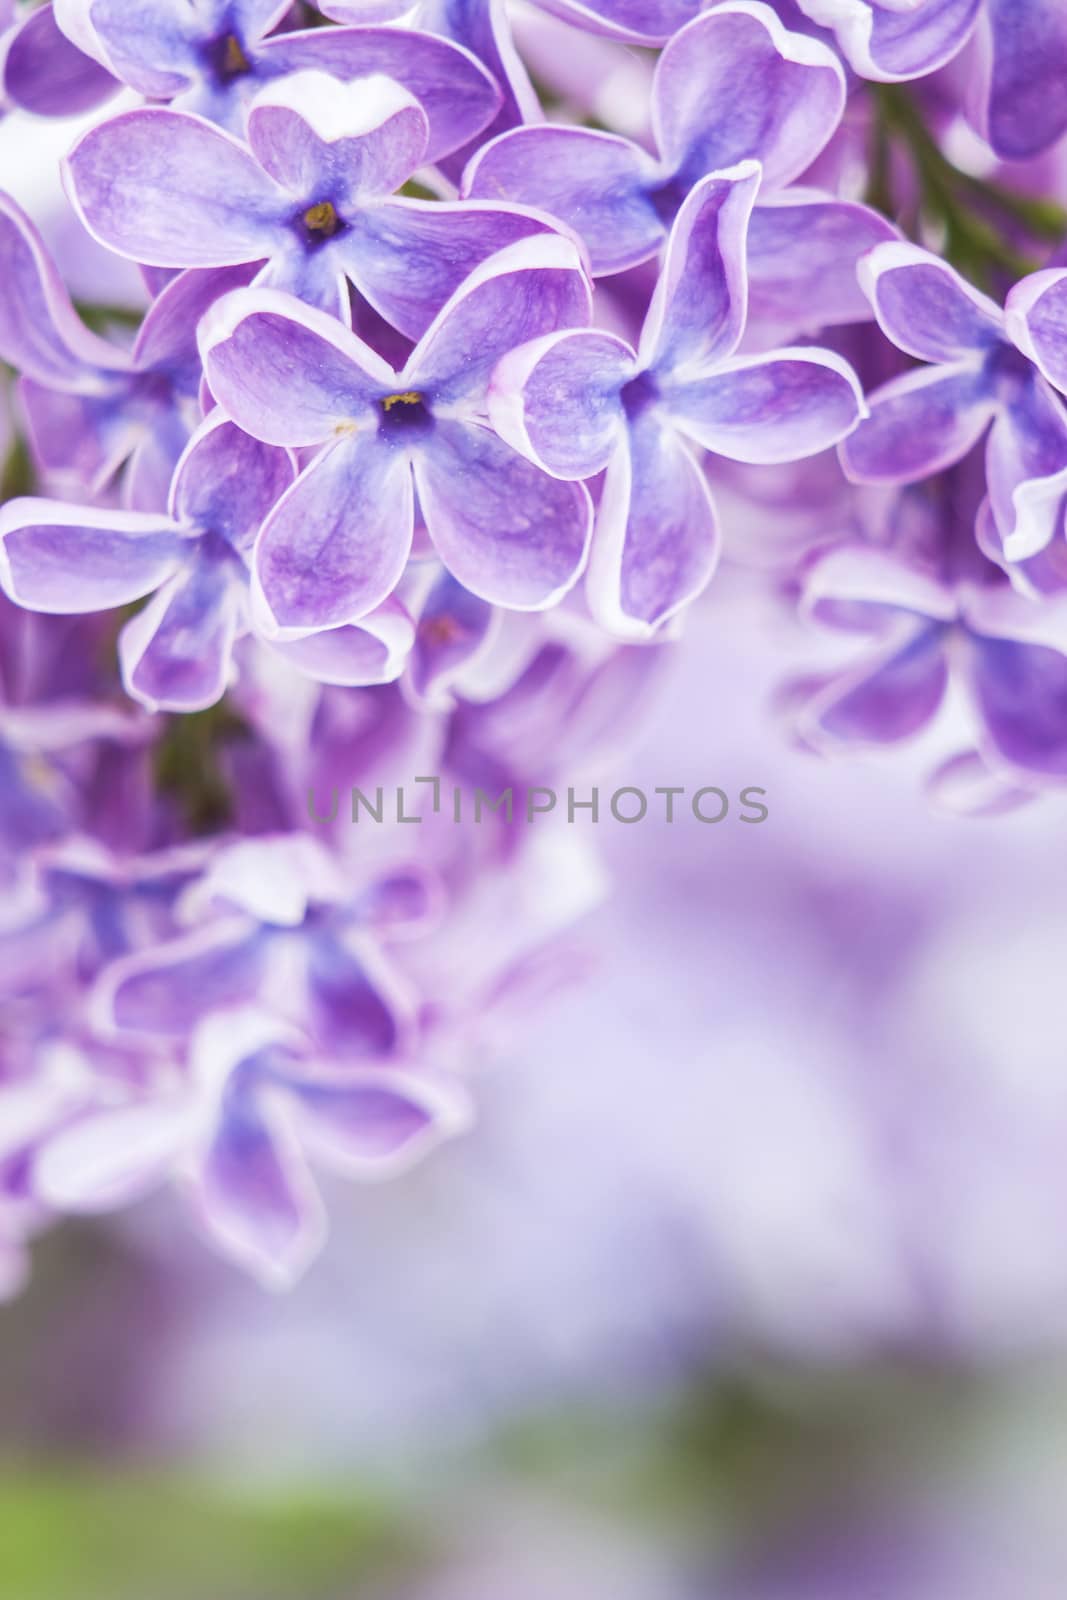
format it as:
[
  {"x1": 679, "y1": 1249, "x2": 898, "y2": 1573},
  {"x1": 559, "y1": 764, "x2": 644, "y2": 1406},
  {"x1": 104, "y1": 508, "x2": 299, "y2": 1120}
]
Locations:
[{"x1": 1, "y1": 0, "x2": 1067, "y2": 1293}]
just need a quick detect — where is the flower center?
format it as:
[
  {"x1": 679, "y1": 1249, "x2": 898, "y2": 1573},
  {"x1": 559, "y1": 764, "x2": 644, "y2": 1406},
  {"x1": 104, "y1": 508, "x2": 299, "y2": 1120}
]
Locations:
[
  {"x1": 303, "y1": 200, "x2": 341, "y2": 237},
  {"x1": 378, "y1": 391, "x2": 432, "y2": 437},
  {"x1": 205, "y1": 31, "x2": 251, "y2": 83},
  {"x1": 620, "y1": 369, "x2": 659, "y2": 421}
]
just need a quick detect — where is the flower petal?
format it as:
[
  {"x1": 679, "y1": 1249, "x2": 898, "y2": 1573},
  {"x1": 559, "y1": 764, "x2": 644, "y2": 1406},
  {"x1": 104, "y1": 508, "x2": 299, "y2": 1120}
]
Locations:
[
  {"x1": 802, "y1": 621, "x2": 950, "y2": 746},
  {"x1": 119, "y1": 556, "x2": 243, "y2": 713},
  {"x1": 797, "y1": 0, "x2": 980, "y2": 81},
  {"x1": 666, "y1": 348, "x2": 864, "y2": 465},
  {"x1": 258, "y1": 25, "x2": 501, "y2": 164},
  {"x1": 981, "y1": 0, "x2": 1067, "y2": 159},
  {"x1": 986, "y1": 377, "x2": 1067, "y2": 561},
  {"x1": 654, "y1": 5, "x2": 846, "y2": 191},
  {"x1": 967, "y1": 630, "x2": 1067, "y2": 779},
  {"x1": 246, "y1": 69, "x2": 429, "y2": 198},
  {"x1": 0, "y1": 190, "x2": 131, "y2": 387},
  {"x1": 169, "y1": 414, "x2": 295, "y2": 550},
  {"x1": 840, "y1": 365, "x2": 996, "y2": 484},
  {"x1": 265, "y1": 599, "x2": 415, "y2": 686},
  {"x1": 340, "y1": 198, "x2": 561, "y2": 342},
  {"x1": 405, "y1": 232, "x2": 592, "y2": 404},
  {"x1": 640, "y1": 165, "x2": 760, "y2": 378},
  {"x1": 254, "y1": 435, "x2": 414, "y2": 631},
  {"x1": 199, "y1": 287, "x2": 395, "y2": 447},
  {"x1": 34, "y1": 1101, "x2": 196, "y2": 1211},
  {"x1": 4, "y1": 3, "x2": 117, "y2": 117},
  {"x1": 463, "y1": 126, "x2": 662, "y2": 276},
  {"x1": 413, "y1": 420, "x2": 592, "y2": 610},
  {"x1": 859, "y1": 240, "x2": 1003, "y2": 362},
  {"x1": 93, "y1": 921, "x2": 264, "y2": 1038},
  {"x1": 289, "y1": 1068, "x2": 470, "y2": 1177},
  {"x1": 489, "y1": 327, "x2": 633, "y2": 480},
  {"x1": 587, "y1": 414, "x2": 719, "y2": 637},
  {"x1": 746, "y1": 192, "x2": 898, "y2": 336},
  {"x1": 1006, "y1": 269, "x2": 1067, "y2": 398},
  {"x1": 0, "y1": 500, "x2": 183, "y2": 614},
  {"x1": 65, "y1": 108, "x2": 284, "y2": 268}
]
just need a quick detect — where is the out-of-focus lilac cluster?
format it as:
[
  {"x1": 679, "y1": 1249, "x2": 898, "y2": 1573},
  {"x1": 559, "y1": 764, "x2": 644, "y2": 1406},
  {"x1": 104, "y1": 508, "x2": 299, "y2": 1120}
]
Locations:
[{"x1": 1, "y1": 0, "x2": 1067, "y2": 1293}]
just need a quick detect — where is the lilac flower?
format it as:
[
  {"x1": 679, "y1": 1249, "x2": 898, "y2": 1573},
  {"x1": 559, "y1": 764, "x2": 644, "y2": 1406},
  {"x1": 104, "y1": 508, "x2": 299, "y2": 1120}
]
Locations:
[
  {"x1": 0, "y1": 413, "x2": 414, "y2": 711},
  {"x1": 65, "y1": 68, "x2": 563, "y2": 333},
  {"x1": 490, "y1": 168, "x2": 865, "y2": 636},
  {"x1": 797, "y1": 541, "x2": 1067, "y2": 783},
  {"x1": 11, "y1": 0, "x2": 500, "y2": 153},
  {"x1": 90, "y1": 833, "x2": 432, "y2": 1055},
  {"x1": 198, "y1": 234, "x2": 593, "y2": 631},
  {"x1": 841, "y1": 243, "x2": 1067, "y2": 564},
  {"x1": 791, "y1": 0, "x2": 1067, "y2": 160},
  {"x1": 463, "y1": 2, "x2": 891, "y2": 329},
  {"x1": 0, "y1": 189, "x2": 253, "y2": 507},
  {"x1": 34, "y1": 1007, "x2": 470, "y2": 1288}
]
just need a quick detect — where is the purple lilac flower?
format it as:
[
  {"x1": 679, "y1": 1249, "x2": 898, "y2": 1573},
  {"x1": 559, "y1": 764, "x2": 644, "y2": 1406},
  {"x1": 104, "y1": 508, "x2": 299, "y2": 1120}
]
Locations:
[
  {"x1": 0, "y1": 189, "x2": 254, "y2": 507},
  {"x1": 790, "y1": 0, "x2": 1067, "y2": 160},
  {"x1": 490, "y1": 168, "x2": 864, "y2": 636},
  {"x1": 9, "y1": 0, "x2": 501, "y2": 153},
  {"x1": 65, "y1": 68, "x2": 561, "y2": 331},
  {"x1": 198, "y1": 234, "x2": 593, "y2": 630},
  {"x1": 0, "y1": 413, "x2": 415, "y2": 711},
  {"x1": 322, "y1": 0, "x2": 702, "y2": 47},
  {"x1": 463, "y1": 3, "x2": 893, "y2": 329},
  {"x1": 796, "y1": 540, "x2": 1067, "y2": 783},
  {"x1": 33, "y1": 1007, "x2": 469, "y2": 1289},
  {"x1": 841, "y1": 243, "x2": 1067, "y2": 564}
]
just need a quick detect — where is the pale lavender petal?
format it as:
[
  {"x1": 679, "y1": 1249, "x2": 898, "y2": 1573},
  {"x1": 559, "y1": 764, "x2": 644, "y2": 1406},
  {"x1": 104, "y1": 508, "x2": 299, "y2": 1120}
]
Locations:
[
  {"x1": 199, "y1": 287, "x2": 395, "y2": 447},
  {"x1": 489, "y1": 327, "x2": 633, "y2": 479},
  {"x1": 34, "y1": 1101, "x2": 194, "y2": 1211},
  {"x1": 967, "y1": 631, "x2": 1067, "y2": 778},
  {"x1": 193, "y1": 1092, "x2": 324, "y2": 1290},
  {"x1": 841, "y1": 365, "x2": 997, "y2": 484},
  {"x1": 746, "y1": 193, "x2": 898, "y2": 334},
  {"x1": 0, "y1": 190, "x2": 131, "y2": 386},
  {"x1": 587, "y1": 413, "x2": 719, "y2": 637},
  {"x1": 418, "y1": 0, "x2": 541, "y2": 177},
  {"x1": 1006, "y1": 269, "x2": 1067, "y2": 398},
  {"x1": 986, "y1": 377, "x2": 1067, "y2": 561},
  {"x1": 246, "y1": 70, "x2": 428, "y2": 199},
  {"x1": 289, "y1": 1069, "x2": 468, "y2": 1175},
  {"x1": 640, "y1": 165, "x2": 760, "y2": 378},
  {"x1": 666, "y1": 348, "x2": 864, "y2": 464},
  {"x1": 56, "y1": 0, "x2": 197, "y2": 96},
  {"x1": 254, "y1": 435, "x2": 414, "y2": 630},
  {"x1": 801, "y1": 0, "x2": 980, "y2": 80},
  {"x1": 655, "y1": 5, "x2": 845, "y2": 191},
  {"x1": 4, "y1": 3, "x2": 117, "y2": 117},
  {"x1": 133, "y1": 263, "x2": 259, "y2": 382},
  {"x1": 306, "y1": 935, "x2": 406, "y2": 1057},
  {"x1": 341, "y1": 199, "x2": 563, "y2": 343},
  {"x1": 258, "y1": 26, "x2": 501, "y2": 164},
  {"x1": 95, "y1": 921, "x2": 264, "y2": 1037},
  {"x1": 409, "y1": 570, "x2": 496, "y2": 701},
  {"x1": 265, "y1": 600, "x2": 415, "y2": 686},
  {"x1": 65, "y1": 109, "x2": 284, "y2": 268},
  {"x1": 0, "y1": 500, "x2": 183, "y2": 613},
  {"x1": 405, "y1": 232, "x2": 592, "y2": 403},
  {"x1": 413, "y1": 420, "x2": 591, "y2": 609},
  {"x1": 233, "y1": 0, "x2": 295, "y2": 38},
  {"x1": 169, "y1": 414, "x2": 295, "y2": 550},
  {"x1": 250, "y1": 242, "x2": 351, "y2": 322},
  {"x1": 18, "y1": 380, "x2": 144, "y2": 497},
  {"x1": 858, "y1": 241, "x2": 1003, "y2": 361},
  {"x1": 982, "y1": 0, "x2": 1067, "y2": 159},
  {"x1": 119, "y1": 556, "x2": 243, "y2": 713},
  {"x1": 803, "y1": 622, "x2": 950, "y2": 745},
  {"x1": 462, "y1": 126, "x2": 662, "y2": 276}
]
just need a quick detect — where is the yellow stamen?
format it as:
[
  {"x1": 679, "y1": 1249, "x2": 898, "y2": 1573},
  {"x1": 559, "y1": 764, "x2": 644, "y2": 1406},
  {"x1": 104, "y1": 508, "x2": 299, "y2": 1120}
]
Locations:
[
  {"x1": 222, "y1": 34, "x2": 250, "y2": 76},
  {"x1": 303, "y1": 201, "x2": 340, "y2": 236},
  {"x1": 381, "y1": 392, "x2": 423, "y2": 411}
]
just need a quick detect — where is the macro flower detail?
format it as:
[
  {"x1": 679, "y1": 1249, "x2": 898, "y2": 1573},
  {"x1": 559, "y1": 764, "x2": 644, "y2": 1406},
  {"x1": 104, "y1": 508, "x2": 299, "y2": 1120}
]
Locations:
[
  {"x1": 198, "y1": 234, "x2": 593, "y2": 630},
  {"x1": 491, "y1": 167, "x2": 865, "y2": 636},
  {"x1": 64, "y1": 69, "x2": 559, "y2": 331},
  {"x1": 842, "y1": 242, "x2": 1067, "y2": 563}
]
